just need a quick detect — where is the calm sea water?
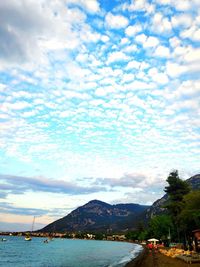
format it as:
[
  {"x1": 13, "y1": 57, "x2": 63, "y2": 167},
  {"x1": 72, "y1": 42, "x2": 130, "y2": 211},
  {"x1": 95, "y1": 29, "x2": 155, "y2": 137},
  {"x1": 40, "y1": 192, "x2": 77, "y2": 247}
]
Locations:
[{"x1": 0, "y1": 235, "x2": 142, "y2": 267}]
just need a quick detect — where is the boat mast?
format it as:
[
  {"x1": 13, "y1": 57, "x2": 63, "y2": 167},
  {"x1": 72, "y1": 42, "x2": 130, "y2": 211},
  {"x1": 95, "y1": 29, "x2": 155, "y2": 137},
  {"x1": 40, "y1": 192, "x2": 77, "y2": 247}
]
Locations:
[{"x1": 31, "y1": 216, "x2": 36, "y2": 232}]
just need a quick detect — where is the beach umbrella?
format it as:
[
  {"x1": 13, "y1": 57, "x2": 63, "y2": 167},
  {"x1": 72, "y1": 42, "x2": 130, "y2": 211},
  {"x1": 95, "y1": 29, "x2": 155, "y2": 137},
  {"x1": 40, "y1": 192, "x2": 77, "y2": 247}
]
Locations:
[{"x1": 147, "y1": 238, "x2": 159, "y2": 244}]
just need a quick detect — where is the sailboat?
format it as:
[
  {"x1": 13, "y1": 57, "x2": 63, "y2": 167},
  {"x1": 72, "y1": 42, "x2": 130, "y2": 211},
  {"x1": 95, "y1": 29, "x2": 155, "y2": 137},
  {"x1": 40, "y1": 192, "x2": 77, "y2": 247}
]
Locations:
[
  {"x1": 24, "y1": 235, "x2": 31, "y2": 241},
  {"x1": 25, "y1": 216, "x2": 35, "y2": 241}
]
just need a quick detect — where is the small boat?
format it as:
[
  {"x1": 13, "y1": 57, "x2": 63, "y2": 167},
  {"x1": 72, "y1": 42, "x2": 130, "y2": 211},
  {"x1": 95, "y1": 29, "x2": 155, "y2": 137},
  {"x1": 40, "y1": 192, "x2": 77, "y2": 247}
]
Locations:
[
  {"x1": 24, "y1": 216, "x2": 35, "y2": 241},
  {"x1": 1, "y1": 238, "x2": 7, "y2": 242},
  {"x1": 25, "y1": 236, "x2": 31, "y2": 241}
]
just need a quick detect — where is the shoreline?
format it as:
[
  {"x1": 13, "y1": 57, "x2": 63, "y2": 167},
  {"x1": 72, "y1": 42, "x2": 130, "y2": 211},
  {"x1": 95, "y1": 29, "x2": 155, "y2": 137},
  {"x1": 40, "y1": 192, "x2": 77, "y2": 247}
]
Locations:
[
  {"x1": 125, "y1": 247, "x2": 200, "y2": 267},
  {"x1": 125, "y1": 246, "x2": 147, "y2": 267}
]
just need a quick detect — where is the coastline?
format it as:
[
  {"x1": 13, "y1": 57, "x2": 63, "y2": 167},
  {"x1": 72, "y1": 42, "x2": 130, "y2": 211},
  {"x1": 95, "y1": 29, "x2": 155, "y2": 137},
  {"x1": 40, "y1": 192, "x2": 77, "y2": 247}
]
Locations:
[
  {"x1": 125, "y1": 246, "x2": 147, "y2": 267},
  {"x1": 125, "y1": 247, "x2": 200, "y2": 267}
]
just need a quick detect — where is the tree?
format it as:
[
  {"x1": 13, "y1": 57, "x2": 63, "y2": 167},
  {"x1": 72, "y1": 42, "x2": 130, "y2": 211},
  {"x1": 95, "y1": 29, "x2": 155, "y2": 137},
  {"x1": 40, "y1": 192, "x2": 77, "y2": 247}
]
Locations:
[
  {"x1": 164, "y1": 170, "x2": 190, "y2": 241},
  {"x1": 148, "y1": 215, "x2": 173, "y2": 241},
  {"x1": 179, "y1": 190, "x2": 200, "y2": 232},
  {"x1": 177, "y1": 190, "x2": 200, "y2": 251},
  {"x1": 165, "y1": 170, "x2": 190, "y2": 201},
  {"x1": 125, "y1": 231, "x2": 139, "y2": 241},
  {"x1": 94, "y1": 233, "x2": 104, "y2": 240}
]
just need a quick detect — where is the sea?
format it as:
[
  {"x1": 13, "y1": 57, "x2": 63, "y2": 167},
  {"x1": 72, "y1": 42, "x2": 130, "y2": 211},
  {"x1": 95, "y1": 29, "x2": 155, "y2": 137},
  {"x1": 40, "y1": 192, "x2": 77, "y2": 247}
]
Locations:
[{"x1": 0, "y1": 235, "x2": 142, "y2": 267}]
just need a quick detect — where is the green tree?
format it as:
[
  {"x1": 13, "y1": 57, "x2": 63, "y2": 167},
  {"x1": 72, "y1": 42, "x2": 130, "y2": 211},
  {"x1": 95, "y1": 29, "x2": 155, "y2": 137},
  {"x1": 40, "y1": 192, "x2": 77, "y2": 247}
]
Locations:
[
  {"x1": 148, "y1": 215, "x2": 173, "y2": 240},
  {"x1": 136, "y1": 221, "x2": 145, "y2": 233},
  {"x1": 164, "y1": 170, "x2": 190, "y2": 241},
  {"x1": 138, "y1": 230, "x2": 148, "y2": 241},
  {"x1": 179, "y1": 190, "x2": 200, "y2": 232},
  {"x1": 125, "y1": 231, "x2": 139, "y2": 241},
  {"x1": 94, "y1": 233, "x2": 104, "y2": 240},
  {"x1": 177, "y1": 190, "x2": 200, "y2": 251}
]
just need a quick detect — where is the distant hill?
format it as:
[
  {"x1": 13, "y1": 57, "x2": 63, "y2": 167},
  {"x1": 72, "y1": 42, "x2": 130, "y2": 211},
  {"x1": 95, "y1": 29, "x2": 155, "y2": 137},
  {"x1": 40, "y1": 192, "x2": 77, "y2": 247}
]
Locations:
[
  {"x1": 144, "y1": 174, "x2": 200, "y2": 220},
  {"x1": 40, "y1": 200, "x2": 149, "y2": 233},
  {"x1": 40, "y1": 174, "x2": 200, "y2": 233}
]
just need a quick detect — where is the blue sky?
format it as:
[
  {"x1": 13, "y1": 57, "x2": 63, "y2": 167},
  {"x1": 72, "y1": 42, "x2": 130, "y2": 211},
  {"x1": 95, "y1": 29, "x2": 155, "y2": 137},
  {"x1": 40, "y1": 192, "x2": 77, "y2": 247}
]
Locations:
[{"x1": 0, "y1": 0, "x2": 200, "y2": 231}]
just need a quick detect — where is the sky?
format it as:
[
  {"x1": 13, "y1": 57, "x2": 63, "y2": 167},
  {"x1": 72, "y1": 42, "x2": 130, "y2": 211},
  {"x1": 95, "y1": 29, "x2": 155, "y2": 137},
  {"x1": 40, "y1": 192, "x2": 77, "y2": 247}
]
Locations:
[{"x1": 0, "y1": 0, "x2": 200, "y2": 232}]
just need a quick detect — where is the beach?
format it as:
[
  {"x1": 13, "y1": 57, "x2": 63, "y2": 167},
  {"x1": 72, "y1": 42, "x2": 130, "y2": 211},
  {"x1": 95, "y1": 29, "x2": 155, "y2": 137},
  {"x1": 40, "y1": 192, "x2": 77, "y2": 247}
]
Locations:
[{"x1": 125, "y1": 248, "x2": 200, "y2": 267}]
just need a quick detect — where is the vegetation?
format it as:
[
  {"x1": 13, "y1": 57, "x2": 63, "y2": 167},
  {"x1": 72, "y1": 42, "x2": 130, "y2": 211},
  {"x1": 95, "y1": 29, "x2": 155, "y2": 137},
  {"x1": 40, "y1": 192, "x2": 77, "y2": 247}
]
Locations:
[
  {"x1": 164, "y1": 171, "x2": 190, "y2": 223},
  {"x1": 125, "y1": 215, "x2": 172, "y2": 244},
  {"x1": 179, "y1": 190, "x2": 200, "y2": 232},
  {"x1": 94, "y1": 233, "x2": 104, "y2": 240},
  {"x1": 164, "y1": 170, "x2": 191, "y2": 242},
  {"x1": 148, "y1": 215, "x2": 173, "y2": 241},
  {"x1": 126, "y1": 170, "x2": 200, "y2": 249}
]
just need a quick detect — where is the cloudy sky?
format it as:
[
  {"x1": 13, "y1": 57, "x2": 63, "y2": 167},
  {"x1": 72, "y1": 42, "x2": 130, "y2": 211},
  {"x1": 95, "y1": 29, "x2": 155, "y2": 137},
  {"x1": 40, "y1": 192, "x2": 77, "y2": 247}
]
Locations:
[{"x1": 0, "y1": 0, "x2": 200, "y2": 231}]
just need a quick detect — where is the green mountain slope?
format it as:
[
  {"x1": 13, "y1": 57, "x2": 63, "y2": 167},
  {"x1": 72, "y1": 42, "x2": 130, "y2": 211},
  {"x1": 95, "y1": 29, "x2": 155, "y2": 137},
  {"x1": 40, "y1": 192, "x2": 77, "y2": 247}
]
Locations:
[{"x1": 40, "y1": 200, "x2": 149, "y2": 233}]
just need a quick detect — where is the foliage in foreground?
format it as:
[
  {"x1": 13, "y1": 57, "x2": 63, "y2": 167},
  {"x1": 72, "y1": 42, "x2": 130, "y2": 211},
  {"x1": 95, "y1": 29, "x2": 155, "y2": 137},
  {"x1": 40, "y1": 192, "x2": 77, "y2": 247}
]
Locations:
[{"x1": 126, "y1": 170, "x2": 200, "y2": 246}]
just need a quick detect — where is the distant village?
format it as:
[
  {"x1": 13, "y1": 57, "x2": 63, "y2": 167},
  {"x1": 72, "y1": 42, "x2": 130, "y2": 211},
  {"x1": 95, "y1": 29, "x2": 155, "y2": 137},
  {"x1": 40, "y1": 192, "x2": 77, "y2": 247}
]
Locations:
[{"x1": 0, "y1": 231, "x2": 127, "y2": 242}]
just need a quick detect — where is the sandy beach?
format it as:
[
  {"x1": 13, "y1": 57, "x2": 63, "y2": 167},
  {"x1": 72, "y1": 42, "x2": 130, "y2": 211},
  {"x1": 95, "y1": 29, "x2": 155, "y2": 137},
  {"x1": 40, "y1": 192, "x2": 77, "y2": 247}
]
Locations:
[{"x1": 125, "y1": 248, "x2": 200, "y2": 267}]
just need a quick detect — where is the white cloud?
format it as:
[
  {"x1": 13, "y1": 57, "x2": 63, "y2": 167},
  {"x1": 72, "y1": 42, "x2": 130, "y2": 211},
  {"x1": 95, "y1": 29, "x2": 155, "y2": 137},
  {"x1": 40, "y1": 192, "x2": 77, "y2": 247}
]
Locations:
[
  {"x1": 1, "y1": 101, "x2": 30, "y2": 112},
  {"x1": 90, "y1": 99, "x2": 105, "y2": 107},
  {"x1": 120, "y1": 37, "x2": 130, "y2": 45},
  {"x1": 123, "y1": 0, "x2": 148, "y2": 11},
  {"x1": 193, "y1": 29, "x2": 200, "y2": 41},
  {"x1": 95, "y1": 86, "x2": 116, "y2": 97},
  {"x1": 181, "y1": 26, "x2": 200, "y2": 41},
  {"x1": 80, "y1": 0, "x2": 100, "y2": 13},
  {"x1": 63, "y1": 91, "x2": 90, "y2": 100},
  {"x1": 143, "y1": 36, "x2": 159, "y2": 48},
  {"x1": 171, "y1": 98, "x2": 199, "y2": 112},
  {"x1": 157, "y1": 0, "x2": 171, "y2": 4},
  {"x1": 148, "y1": 68, "x2": 169, "y2": 84},
  {"x1": 154, "y1": 45, "x2": 170, "y2": 57},
  {"x1": 95, "y1": 88, "x2": 107, "y2": 97},
  {"x1": 126, "y1": 60, "x2": 141, "y2": 69},
  {"x1": 80, "y1": 26, "x2": 101, "y2": 43},
  {"x1": 175, "y1": 80, "x2": 200, "y2": 98},
  {"x1": 101, "y1": 35, "x2": 110, "y2": 42},
  {"x1": 173, "y1": 46, "x2": 188, "y2": 57},
  {"x1": 169, "y1": 37, "x2": 181, "y2": 48},
  {"x1": 174, "y1": 1, "x2": 191, "y2": 11},
  {"x1": 67, "y1": 0, "x2": 100, "y2": 13},
  {"x1": 135, "y1": 33, "x2": 147, "y2": 44},
  {"x1": 184, "y1": 47, "x2": 200, "y2": 62},
  {"x1": 126, "y1": 80, "x2": 154, "y2": 90},
  {"x1": 124, "y1": 44, "x2": 137, "y2": 53},
  {"x1": 171, "y1": 14, "x2": 192, "y2": 29},
  {"x1": 196, "y1": 15, "x2": 200, "y2": 26},
  {"x1": 166, "y1": 62, "x2": 187, "y2": 77},
  {"x1": 122, "y1": 73, "x2": 135, "y2": 83},
  {"x1": 125, "y1": 24, "x2": 142, "y2": 36},
  {"x1": 21, "y1": 110, "x2": 38, "y2": 118},
  {"x1": 156, "y1": 0, "x2": 191, "y2": 11},
  {"x1": 105, "y1": 12, "x2": 129, "y2": 29},
  {"x1": 76, "y1": 53, "x2": 89, "y2": 63},
  {"x1": 0, "y1": 0, "x2": 86, "y2": 67},
  {"x1": 0, "y1": 83, "x2": 6, "y2": 92},
  {"x1": 151, "y1": 13, "x2": 172, "y2": 33},
  {"x1": 107, "y1": 51, "x2": 129, "y2": 63},
  {"x1": 140, "y1": 62, "x2": 150, "y2": 70}
]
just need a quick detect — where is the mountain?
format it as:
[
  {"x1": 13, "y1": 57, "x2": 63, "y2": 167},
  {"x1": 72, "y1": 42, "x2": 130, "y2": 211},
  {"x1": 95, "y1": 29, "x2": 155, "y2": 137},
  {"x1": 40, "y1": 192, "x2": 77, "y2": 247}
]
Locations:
[
  {"x1": 40, "y1": 200, "x2": 149, "y2": 233},
  {"x1": 144, "y1": 174, "x2": 200, "y2": 220},
  {"x1": 187, "y1": 174, "x2": 200, "y2": 190},
  {"x1": 40, "y1": 174, "x2": 200, "y2": 233}
]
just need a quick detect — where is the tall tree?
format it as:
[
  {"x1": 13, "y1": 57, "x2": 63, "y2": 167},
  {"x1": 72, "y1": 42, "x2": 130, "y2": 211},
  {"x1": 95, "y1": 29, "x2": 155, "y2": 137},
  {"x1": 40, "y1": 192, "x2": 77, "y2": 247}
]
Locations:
[
  {"x1": 179, "y1": 190, "x2": 200, "y2": 251},
  {"x1": 179, "y1": 190, "x2": 200, "y2": 231},
  {"x1": 164, "y1": 170, "x2": 190, "y2": 241},
  {"x1": 148, "y1": 215, "x2": 173, "y2": 240}
]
